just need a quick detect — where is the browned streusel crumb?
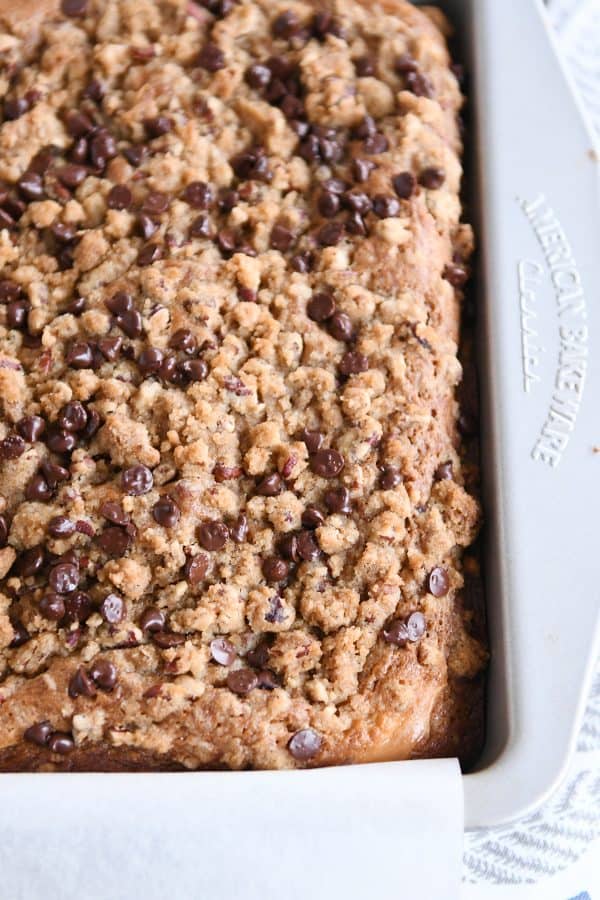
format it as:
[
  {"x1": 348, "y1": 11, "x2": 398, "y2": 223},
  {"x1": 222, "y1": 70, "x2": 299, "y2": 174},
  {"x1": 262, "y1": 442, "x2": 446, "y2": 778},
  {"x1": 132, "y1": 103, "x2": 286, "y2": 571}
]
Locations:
[{"x1": 0, "y1": 0, "x2": 487, "y2": 771}]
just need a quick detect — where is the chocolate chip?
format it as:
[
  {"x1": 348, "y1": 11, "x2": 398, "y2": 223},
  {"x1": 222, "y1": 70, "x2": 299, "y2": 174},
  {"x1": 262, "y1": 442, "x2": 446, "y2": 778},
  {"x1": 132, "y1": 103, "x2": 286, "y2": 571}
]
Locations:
[
  {"x1": 255, "y1": 473, "x2": 283, "y2": 496},
  {"x1": 7, "y1": 299, "x2": 30, "y2": 329},
  {"x1": 124, "y1": 144, "x2": 147, "y2": 167},
  {"x1": 226, "y1": 668, "x2": 258, "y2": 694},
  {"x1": 216, "y1": 228, "x2": 237, "y2": 256},
  {"x1": 100, "y1": 592, "x2": 126, "y2": 624},
  {"x1": 97, "y1": 526, "x2": 132, "y2": 557},
  {"x1": 100, "y1": 501, "x2": 129, "y2": 526},
  {"x1": 66, "y1": 296, "x2": 86, "y2": 316},
  {"x1": 301, "y1": 505, "x2": 324, "y2": 529},
  {"x1": 328, "y1": 312, "x2": 354, "y2": 343},
  {"x1": 138, "y1": 347, "x2": 164, "y2": 375},
  {"x1": 363, "y1": 133, "x2": 388, "y2": 155},
  {"x1": 105, "y1": 291, "x2": 133, "y2": 315},
  {"x1": 198, "y1": 521, "x2": 229, "y2": 551},
  {"x1": 0, "y1": 514, "x2": 8, "y2": 548},
  {"x1": 405, "y1": 70, "x2": 433, "y2": 98},
  {"x1": 310, "y1": 448, "x2": 344, "y2": 478},
  {"x1": 179, "y1": 358, "x2": 208, "y2": 382},
  {"x1": 90, "y1": 129, "x2": 117, "y2": 170},
  {"x1": 316, "y1": 221, "x2": 344, "y2": 247},
  {"x1": 49, "y1": 562, "x2": 79, "y2": 594},
  {"x1": 182, "y1": 181, "x2": 213, "y2": 209},
  {"x1": 392, "y1": 171, "x2": 416, "y2": 199},
  {"x1": 213, "y1": 464, "x2": 243, "y2": 482},
  {"x1": 354, "y1": 55, "x2": 375, "y2": 77},
  {"x1": 63, "y1": 590, "x2": 93, "y2": 625},
  {"x1": 419, "y1": 167, "x2": 445, "y2": 189},
  {"x1": 317, "y1": 191, "x2": 340, "y2": 218},
  {"x1": 98, "y1": 335, "x2": 122, "y2": 361},
  {"x1": 279, "y1": 533, "x2": 299, "y2": 562},
  {"x1": 66, "y1": 341, "x2": 95, "y2": 369},
  {"x1": 116, "y1": 308, "x2": 143, "y2": 338},
  {"x1": 84, "y1": 79, "x2": 105, "y2": 102},
  {"x1": 9, "y1": 620, "x2": 30, "y2": 647},
  {"x1": 122, "y1": 465, "x2": 153, "y2": 496},
  {"x1": 290, "y1": 251, "x2": 314, "y2": 273},
  {"x1": 140, "y1": 606, "x2": 165, "y2": 633},
  {"x1": 3, "y1": 196, "x2": 25, "y2": 220},
  {"x1": 69, "y1": 666, "x2": 96, "y2": 699},
  {"x1": 48, "y1": 732, "x2": 74, "y2": 754},
  {"x1": 69, "y1": 137, "x2": 88, "y2": 164},
  {"x1": 307, "y1": 291, "x2": 335, "y2": 322},
  {"x1": 230, "y1": 513, "x2": 248, "y2": 543},
  {"x1": 270, "y1": 224, "x2": 294, "y2": 252},
  {"x1": 58, "y1": 401, "x2": 87, "y2": 432},
  {"x1": 300, "y1": 429, "x2": 323, "y2": 454},
  {"x1": 57, "y1": 164, "x2": 88, "y2": 189},
  {"x1": 428, "y1": 566, "x2": 449, "y2": 597},
  {"x1": 218, "y1": 188, "x2": 238, "y2": 213},
  {"x1": 262, "y1": 556, "x2": 289, "y2": 582},
  {"x1": 0, "y1": 434, "x2": 25, "y2": 460},
  {"x1": 183, "y1": 552, "x2": 209, "y2": 585},
  {"x1": 46, "y1": 428, "x2": 76, "y2": 454},
  {"x1": 41, "y1": 460, "x2": 70, "y2": 487},
  {"x1": 138, "y1": 243, "x2": 163, "y2": 266},
  {"x1": 206, "y1": 637, "x2": 235, "y2": 668},
  {"x1": 345, "y1": 212, "x2": 367, "y2": 236},
  {"x1": 152, "y1": 630, "x2": 186, "y2": 649},
  {"x1": 353, "y1": 116, "x2": 376, "y2": 140},
  {"x1": 0, "y1": 279, "x2": 21, "y2": 301},
  {"x1": 39, "y1": 593, "x2": 66, "y2": 621},
  {"x1": 272, "y1": 9, "x2": 300, "y2": 38},
  {"x1": 61, "y1": 0, "x2": 87, "y2": 16},
  {"x1": 296, "y1": 530, "x2": 320, "y2": 561},
  {"x1": 48, "y1": 516, "x2": 76, "y2": 538},
  {"x1": 342, "y1": 190, "x2": 371, "y2": 215},
  {"x1": 443, "y1": 263, "x2": 468, "y2": 287},
  {"x1": 51, "y1": 222, "x2": 78, "y2": 243},
  {"x1": 198, "y1": 43, "x2": 226, "y2": 71},
  {"x1": 265, "y1": 594, "x2": 285, "y2": 624},
  {"x1": 0, "y1": 209, "x2": 15, "y2": 230},
  {"x1": 383, "y1": 619, "x2": 409, "y2": 646},
  {"x1": 189, "y1": 214, "x2": 212, "y2": 239},
  {"x1": 372, "y1": 194, "x2": 400, "y2": 218},
  {"x1": 144, "y1": 116, "x2": 173, "y2": 138},
  {"x1": 406, "y1": 611, "x2": 426, "y2": 641},
  {"x1": 288, "y1": 728, "x2": 322, "y2": 760},
  {"x1": 141, "y1": 191, "x2": 169, "y2": 216},
  {"x1": 25, "y1": 472, "x2": 52, "y2": 502},
  {"x1": 24, "y1": 721, "x2": 53, "y2": 747},
  {"x1": 339, "y1": 351, "x2": 368, "y2": 376},
  {"x1": 323, "y1": 485, "x2": 351, "y2": 514},
  {"x1": 107, "y1": 184, "x2": 133, "y2": 210},
  {"x1": 88, "y1": 659, "x2": 117, "y2": 691},
  {"x1": 152, "y1": 496, "x2": 180, "y2": 528},
  {"x1": 17, "y1": 170, "x2": 44, "y2": 201},
  {"x1": 380, "y1": 465, "x2": 403, "y2": 489},
  {"x1": 246, "y1": 64, "x2": 272, "y2": 89},
  {"x1": 4, "y1": 97, "x2": 29, "y2": 121}
]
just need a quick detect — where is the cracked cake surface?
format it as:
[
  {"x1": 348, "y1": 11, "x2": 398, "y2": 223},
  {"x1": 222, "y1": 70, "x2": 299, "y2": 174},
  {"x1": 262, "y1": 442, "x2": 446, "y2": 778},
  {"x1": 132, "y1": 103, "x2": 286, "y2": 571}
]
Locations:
[{"x1": 0, "y1": 0, "x2": 486, "y2": 771}]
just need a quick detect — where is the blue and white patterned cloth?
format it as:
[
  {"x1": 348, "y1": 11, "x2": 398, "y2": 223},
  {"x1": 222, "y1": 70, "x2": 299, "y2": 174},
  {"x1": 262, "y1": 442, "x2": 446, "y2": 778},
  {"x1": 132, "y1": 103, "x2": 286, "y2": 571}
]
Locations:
[{"x1": 463, "y1": 3, "x2": 600, "y2": 896}]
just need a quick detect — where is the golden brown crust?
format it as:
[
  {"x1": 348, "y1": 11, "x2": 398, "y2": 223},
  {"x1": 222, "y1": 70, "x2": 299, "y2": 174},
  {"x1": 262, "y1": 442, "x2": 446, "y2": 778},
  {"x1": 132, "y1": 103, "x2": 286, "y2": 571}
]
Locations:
[{"x1": 0, "y1": 0, "x2": 486, "y2": 772}]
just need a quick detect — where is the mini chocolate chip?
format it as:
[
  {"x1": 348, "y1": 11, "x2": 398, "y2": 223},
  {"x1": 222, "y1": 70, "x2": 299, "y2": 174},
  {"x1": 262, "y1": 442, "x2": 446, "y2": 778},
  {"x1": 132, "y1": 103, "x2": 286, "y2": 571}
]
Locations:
[
  {"x1": 179, "y1": 358, "x2": 208, "y2": 382},
  {"x1": 392, "y1": 171, "x2": 416, "y2": 199},
  {"x1": 107, "y1": 184, "x2": 133, "y2": 210},
  {"x1": 46, "y1": 428, "x2": 76, "y2": 454},
  {"x1": 288, "y1": 728, "x2": 322, "y2": 760},
  {"x1": 300, "y1": 429, "x2": 323, "y2": 453},
  {"x1": 152, "y1": 496, "x2": 180, "y2": 528},
  {"x1": 144, "y1": 116, "x2": 173, "y2": 138},
  {"x1": 167, "y1": 330, "x2": 196, "y2": 356},
  {"x1": 66, "y1": 296, "x2": 86, "y2": 316},
  {"x1": 316, "y1": 221, "x2": 344, "y2": 247},
  {"x1": 17, "y1": 171, "x2": 44, "y2": 201},
  {"x1": 69, "y1": 137, "x2": 88, "y2": 164},
  {"x1": 183, "y1": 181, "x2": 213, "y2": 209},
  {"x1": 353, "y1": 116, "x2": 376, "y2": 139},
  {"x1": 339, "y1": 351, "x2": 369, "y2": 376},
  {"x1": 57, "y1": 164, "x2": 88, "y2": 189},
  {"x1": 7, "y1": 299, "x2": 30, "y2": 329},
  {"x1": 428, "y1": 566, "x2": 450, "y2": 597},
  {"x1": 434, "y1": 461, "x2": 453, "y2": 481},
  {"x1": 51, "y1": 222, "x2": 78, "y2": 243},
  {"x1": 256, "y1": 670, "x2": 279, "y2": 690},
  {"x1": 88, "y1": 659, "x2": 117, "y2": 691},
  {"x1": 246, "y1": 64, "x2": 272, "y2": 89},
  {"x1": 97, "y1": 526, "x2": 132, "y2": 557},
  {"x1": 89, "y1": 130, "x2": 117, "y2": 170},
  {"x1": 324, "y1": 485, "x2": 351, "y2": 514},
  {"x1": 372, "y1": 194, "x2": 400, "y2": 218},
  {"x1": 272, "y1": 9, "x2": 300, "y2": 38},
  {"x1": 354, "y1": 55, "x2": 375, "y2": 76},
  {"x1": 345, "y1": 212, "x2": 367, "y2": 236},
  {"x1": 279, "y1": 533, "x2": 299, "y2": 562},
  {"x1": 0, "y1": 210, "x2": 15, "y2": 230},
  {"x1": 140, "y1": 606, "x2": 165, "y2": 633},
  {"x1": 262, "y1": 556, "x2": 289, "y2": 582},
  {"x1": 246, "y1": 639, "x2": 270, "y2": 669},
  {"x1": 380, "y1": 465, "x2": 403, "y2": 489},
  {"x1": 84, "y1": 79, "x2": 105, "y2": 102},
  {"x1": 270, "y1": 224, "x2": 293, "y2": 252},
  {"x1": 394, "y1": 54, "x2": 418, "y2": 75},
  {"x1": 296, "y1": 530, "x2": 320, "y2": 561},
  {"x1": 328, "y1": 312, "x2": 354, "y2": 342},
  {"x1": 49, "y1": 562, "x2": 79, "y2": 594},
  {"x1": 24, "y1": 721, "x2": 53, "y2": 747},
  {"x1": 290, "y1": 251, "x2": 314, "y2": 273},
  {"x1": 406, "y1": 611, "x2": 426, "y2": 641},
  {"x1": 58, "y1": 401, "x2": 87, "y2": 432},
  {"x1": 4, "y1": 196, "x2": 26, "y2": 220},
  {"x1": 227, "y1": 668, "x2": 258, "y2": 694},
  {"x1": 39, "y1": 593, "x2": 66, "y2": 621},
  {"x1": 124, "y1": 144, "x2": 147, "y2": 167},
  {"x1": 183, "y1": 552, "x2": 209, "y2": 585},
  {"x1": 41, "y1": 460, "x2": 70, "y2": 487},
  {"x1": 48, "y1": 732, "x2": 74, "y2": 755},
  {"x1": 230, "y1": 513, "x2": 248, "y2": 543},
  {"x1": 9, "y1": 620, "x2": 30, "y2": 648},
  {"x1": 25, "y1": 473, "x2": 53, "y2": 502},
  {"x1": 105, "y1": 291, "x2": 133, "y2": 315},
  {"x1": 61, "y1": 0, "x2": 87, "y2": 16},
  {"x1": 98, "y1": 335, "x2": 122, "y2": 361},
  {"x1": 443, "y1": 263, "x2": 468, "y2": 287},
  {"x1": 198, "y1": 521, "x2": 229, "y2": 551},
  {"x1": 216, "y1": 228, "x2": 237, "y2": 255},
  {"x1": 419, "y1": 167, "x2": 445, "y2": 189},
  {"x1": 363, "y1": 133, "x2": 388, "y2": 155},
  {"x1": 63, "y1": 591, "x2": 93, "y2": 625},
  {"x1": 218, "y1": 188, "x2": 239, "y2": 212},
  {"x1": 152, "y1": 630, "x2": 186, "y2": 649},
  {"x1": 405, "y1": 70, "x2": 433, "y2": 98},
  {"x1": 307, "y1": 291, "x2": 335, "y2": 322},
  {"x1": 138, "y1": 243, "x2": 163, "y2": 266},
  {"x1": 116, "y1": 308, "x2": 143, "y2": 338},
  {"x1": 121, "y1": 464, "x2": 153, "y2": 496},
  {"x1": 66, "y1": 341, "x2": 95, "y2": 369},
  {"x1": 318, "y1": 191, "x2": 340, "y2": 218},
  {"x1": 48, "y1": 516, "x2": 76, "y2": 538},
  {"x1": 69, "y1": 666, "x2": 96, "y2": 699},
  {"x1": 0, "y1": 279, "x2": 22, "y2": 301},
  {"x1": 301, "y1": 505, "x2": 325, "y2": 529},
  {"x1": 100, "y1": 592, "x2": 126, "y2": 624},
  {"x1": 256, "y1": 473, "x2": 283, "y2": 496},
  {"x1": 189, "y1": 214, "x2": 212, "y2": 238},
  {"x1": 100, "y1": 502, "x2": 129, "y2": 526},
  {"x1": 207, "y1": 638, "x2": 236, "y2": 669},
  {"x1": 0, "y1": 514, "x2": 8, "y2": 548},
  {"x1": 0, "y1": 434, "x2": 25, "y2": 460},
  {"x1": 198, "y1": 43, "x2": 226, "y2": 71},
  {"x1": 311, "y1": 448, "x2": 344, "y2": 478},
  {"x1": 138, "y1": 347, "x2": 164, "y2": 375},
  {"x1": 383, "y1": 619, "x2": 410, "y2": 646},
  {"x1": 343, "y1": 190, "x2": 371, "y2": 214},
  {"x1": 141, "y1": 191, "x2": 169, "y2": 216}
]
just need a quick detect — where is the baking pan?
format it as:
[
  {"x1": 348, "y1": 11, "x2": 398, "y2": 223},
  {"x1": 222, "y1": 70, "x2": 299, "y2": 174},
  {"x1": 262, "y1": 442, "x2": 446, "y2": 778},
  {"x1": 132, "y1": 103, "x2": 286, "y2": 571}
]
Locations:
[{"x1": 1, "y1": 0, "x2": 598, "y2": 843}]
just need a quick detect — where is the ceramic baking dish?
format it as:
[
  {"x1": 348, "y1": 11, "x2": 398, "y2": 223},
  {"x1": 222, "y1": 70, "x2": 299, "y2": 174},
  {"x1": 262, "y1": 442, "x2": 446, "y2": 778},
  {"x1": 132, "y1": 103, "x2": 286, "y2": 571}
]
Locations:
[{"x1": 1, "y1": 0, "x2": 598, "y2": 861}]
